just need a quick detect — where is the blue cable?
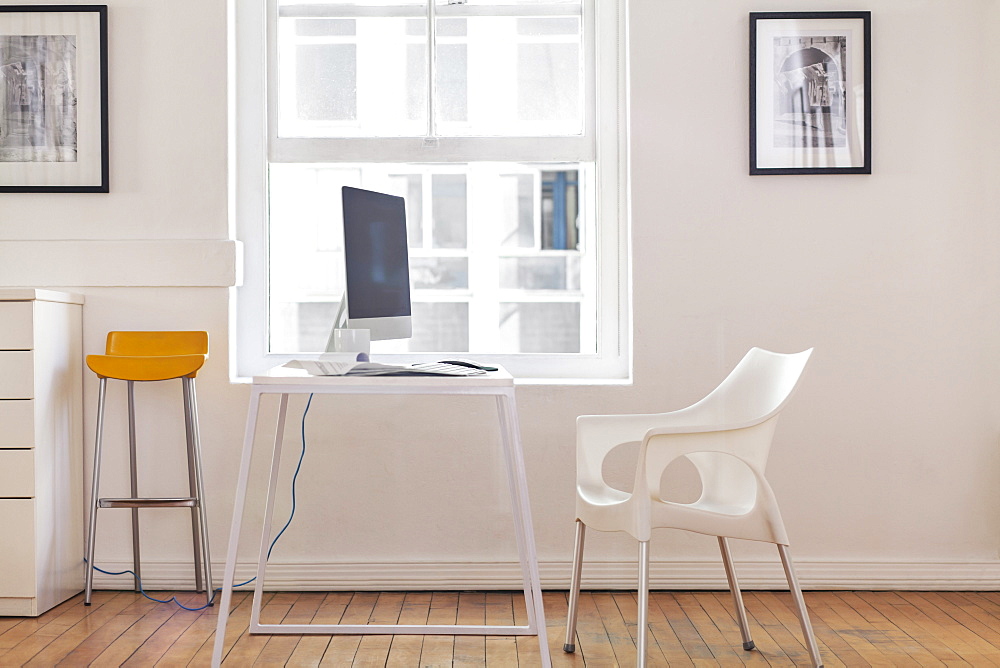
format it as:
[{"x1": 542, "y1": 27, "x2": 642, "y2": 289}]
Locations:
[{"x1": 86, "y1": 393, "x2": 315, "y2": 612}]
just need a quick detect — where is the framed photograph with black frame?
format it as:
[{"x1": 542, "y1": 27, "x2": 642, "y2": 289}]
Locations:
[
  {"x1": 750, "y1": 11, "x2": 870, "y2": 175},
  {"x1": 0, "y1": 5, "x2": 108, "y2": 193}
]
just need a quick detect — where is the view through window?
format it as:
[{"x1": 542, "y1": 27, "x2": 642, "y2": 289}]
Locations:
[{"x1": 241, "y1": 0, "x2": 627, "y2": 375}]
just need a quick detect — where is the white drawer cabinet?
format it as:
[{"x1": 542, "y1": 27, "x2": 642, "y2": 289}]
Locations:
[{"x1": 0, "y1": 290, "x2": 84, "y2": 616}]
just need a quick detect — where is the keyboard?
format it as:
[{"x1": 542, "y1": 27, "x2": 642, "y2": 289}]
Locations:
[{"x1": 406, "y1": 362, "x2": 487, "y2": 376}]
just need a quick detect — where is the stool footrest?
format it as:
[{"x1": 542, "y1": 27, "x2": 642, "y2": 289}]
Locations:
[{"x1": 99, "y1": 497, "x2": 198, "y2": 509}]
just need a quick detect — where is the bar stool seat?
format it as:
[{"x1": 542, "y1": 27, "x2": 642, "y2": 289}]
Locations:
[
  {"x1": 86, "y1": 354, "x2": 206, "y2": 381},
  {"x1": 84, "y1": 331, "x2": 213, "y2": 607}
]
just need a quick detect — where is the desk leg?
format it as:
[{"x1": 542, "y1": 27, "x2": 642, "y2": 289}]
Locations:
[
  {"x1": 250, "y1": 393, "x2": 289, "y2": 631},
  {"x1": 211, "y1": 387, "x2": 262, "y2": 667},
  {"x1": 496, "y1": 391, "x2": 551, "y2": 667}
]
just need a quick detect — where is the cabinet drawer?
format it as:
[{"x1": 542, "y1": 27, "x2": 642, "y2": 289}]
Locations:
[
  {"x1": 0, "y1": 303, "x2": 33, "y2": 351},
  {"x1": 0, "y1": 451, "x2": 33, "y2": 497},
  {"x1": 0, "y1": 401, "x2": 33, "y2": 447},
  {"x1": 0, "y1": 499, "x2": 36, "y2": 598},
  {"x1": 0, "y1": 352, "x2": 32, "y2": 399}
]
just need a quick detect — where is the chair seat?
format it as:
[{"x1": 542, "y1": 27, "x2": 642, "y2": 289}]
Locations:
[{"x1": 86, "y1": 353, "x2": 207, "y2": 381}]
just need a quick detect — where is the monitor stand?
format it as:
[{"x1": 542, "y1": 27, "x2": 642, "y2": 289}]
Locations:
[{"x1": 324, "y1": 297, "x2": 349, "y2": 353}]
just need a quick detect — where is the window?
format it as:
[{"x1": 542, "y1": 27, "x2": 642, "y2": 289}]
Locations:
[{"x1": 235, "y1": 0, "x2": 629, "y2": 379}]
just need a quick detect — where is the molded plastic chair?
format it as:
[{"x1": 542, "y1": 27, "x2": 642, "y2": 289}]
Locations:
[
  {"x1": 563, "y1": 347, "x2": 822, "y2": 667},
  {"x1": 84, "y1": 331, "x2": 212, "y2": 607}
]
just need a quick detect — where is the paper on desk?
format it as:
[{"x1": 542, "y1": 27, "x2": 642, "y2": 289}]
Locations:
[{"x1": 284, "y1": 352, "x2": 370, "y2": 376}]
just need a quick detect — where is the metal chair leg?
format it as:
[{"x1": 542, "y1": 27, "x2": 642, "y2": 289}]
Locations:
[
  {"x1": 182, "y1": 378, "x2": 204, "y2": 594},
  {"x1": 187, "y1": 377, "x2": 214, "y2": 605},
  {"x1": 719, "y1": 536, "x2": 755, "y2": 650},
  {"x1": 127, "y1": 381, "x2": 141, "y2": 592},
  {"x1": 84, "y1": 378, "x2": 108, "y2": 606},
  {"x1": 637, "y1": 540, "x2": 649, "y2": 668},
  {"x1": 564, "y1": 519, "x2": 586, "y2": 653},
  {"x1": 777, "y1": 544, "x2": 823, "y2": 667}
]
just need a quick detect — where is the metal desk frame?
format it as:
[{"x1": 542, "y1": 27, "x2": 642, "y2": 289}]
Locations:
[{"x1": 212, "y1": 366, "x2": 550, "y2": 666}]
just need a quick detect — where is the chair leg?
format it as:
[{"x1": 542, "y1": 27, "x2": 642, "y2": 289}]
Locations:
[
  {"x1": 777, "y1": 544, "x2": 823, "y2": 667},
  {"x1": 186, "y1": 377, "x2": 214, "y2": 606},
  {"x1": 718, "y1": 536, "x2": 755, "y2": 650},
  {"x1": 126, "y1": 381, "x2": 142, "y2": 593},
  {"x1": 182, "y1": 378, "x2": 204, "y2": 594},
  {"x1": 564, "y1": 519, "x2": 586, "y2": 653},
  {"x1": 84, "y1": 378, "x2": 108, "y2": 606},
  {"x1": 637, "y1": 540, "x2": 650, "y2": 668}
]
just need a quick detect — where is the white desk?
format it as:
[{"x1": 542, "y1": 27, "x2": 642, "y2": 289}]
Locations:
[{"x1": 212, "y1": 366, "x2": 551, "y2": 667}]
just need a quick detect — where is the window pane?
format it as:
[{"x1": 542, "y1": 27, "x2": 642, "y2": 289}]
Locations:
[
  {"x1": 387, "y1": 173, "x2": 424, "y2": 248},
  {"x1": 517, "y1": 18, "x2": 578, "y2": 35},
  {"x1": 277, "y1": 17, "x2": 427, "y2": 137},
  {"x1": 458, "y1": 0, "x2": 580, "y2": 6},
  {"x1": 296, "y1": 18, "x2": 356, "y2": 37},
  {"x1": 282, "y1": 0, "x2": 424, "y2": 5},
  {"x1": 540, "y1": 169, "x2": 579, "y2": 249},
  {"x1": 499, "y1": 302, "x2": 580, "y2": 353},
  {"x1": 411, "y1": 257, "x2": 468, "y2": 289},
  {"x1": 439, "y1": 16, "x2": 582, "y2": 136},
  {"x1": 436, "y1": 43, "x2": 468, "y2": 123},
  {"x1": 499, "y1": 256, "x2": 579, "y2": 290},
  {"x1": 431, "y1": 174, "x2": 468, "y2": 248},
  {"x1": 291, "y1": 301, "x2": 340, "y2": 352},
  {"x1": 518, "y1": 42, "x2": 579, "y2": 123},
  {"x1": 294, "y1": 43, "x2": 357, "y2": 121},
  {"x1": 267, "y1": 163, "x2": 594, "y2": 355},
  {"x1": 409, "y1": 302, "x2": 469, "y2": 352},
  {"x1": 499, "y1": 174, "x2": 534, "y2": 248}
]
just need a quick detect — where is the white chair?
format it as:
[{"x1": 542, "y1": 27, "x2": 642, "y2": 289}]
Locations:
[{"x1": 563, "y1": 347, "x2": 822, "y2": 667}]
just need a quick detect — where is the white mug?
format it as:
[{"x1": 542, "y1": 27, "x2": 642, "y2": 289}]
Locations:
[{"x1": 331, "y1": 328, "x2": 370, "y2": 354}]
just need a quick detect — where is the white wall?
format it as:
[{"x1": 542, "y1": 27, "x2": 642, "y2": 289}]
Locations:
[{"x1": 2, "y1": 0, "x2": 999, "y2": 591}]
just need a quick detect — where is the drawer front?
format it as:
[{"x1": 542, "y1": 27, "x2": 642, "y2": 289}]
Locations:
[
  {"x1": 0, "y1": 303, "x2": 33, "y2": 351},
  {"x1": 0, "y1": 352, "x2": 33, "y2": 399},
  {"x1": 0, "y1": 401, "x2": 33, "y2": 447},
  {"x1": 0, "y1": 499, "x2": 36, "y2": 598},
  {"x1": 0, "y1": 450, "x2": 33, "y2": 497}
]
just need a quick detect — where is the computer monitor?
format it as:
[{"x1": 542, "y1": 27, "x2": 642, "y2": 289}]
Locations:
[{"x1": 326, "y1": 186, "x2": 412, "y2": 350}]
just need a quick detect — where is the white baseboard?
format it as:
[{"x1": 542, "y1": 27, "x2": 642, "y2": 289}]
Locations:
[{"x1": 90, "y1": 559, "x2": 1000, "y2": 592}]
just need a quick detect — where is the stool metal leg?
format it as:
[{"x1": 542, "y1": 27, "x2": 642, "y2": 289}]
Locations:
[
  {"x1": 182, "y1": 378, "x2": 205, "y2": 594},
  {"x1": 127, "y1": 381, "x2": 141, "y2": 592},
  {"x1": 186, "y1": 377, "x2": 214, "y2": 606},
  {"x1": 84, "y1": 378, "x2": 109, "y2": 606}
]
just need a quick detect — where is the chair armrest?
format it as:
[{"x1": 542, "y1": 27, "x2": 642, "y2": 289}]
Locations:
[
  {"x1": 631, "y1": 422, "x2": 776, "y2": 499},
  {"x1": 576, "y1": 407, "x2": 714, "y2": 442},
  {"x1": 576, "y1": 409, "x2": 720, "y2": 490}
]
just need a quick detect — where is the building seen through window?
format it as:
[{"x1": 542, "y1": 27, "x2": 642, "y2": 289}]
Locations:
[{"x1": 269, "y1": 164, "x2": 589, "y2": 354}]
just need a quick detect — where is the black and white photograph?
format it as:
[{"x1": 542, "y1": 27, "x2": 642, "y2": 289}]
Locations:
[
  {"x1": 750, "y1": 11, "x2": 871, "y2": 175},
  {"x1": 0, "y1": 5, "x2": 108, "y2": 192},
  {"x1": 0, "y1": 35, "x2": 78, "y2": 163}
]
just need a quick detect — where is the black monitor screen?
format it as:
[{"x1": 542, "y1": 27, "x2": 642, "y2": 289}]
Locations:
[{"x1": 341, "y1": 186, "x2": 412, "y2": 320}]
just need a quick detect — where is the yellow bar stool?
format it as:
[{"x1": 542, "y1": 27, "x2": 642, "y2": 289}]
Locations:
[{"x1": 84, "y1": 331, "x2": 213, "y2": 607}]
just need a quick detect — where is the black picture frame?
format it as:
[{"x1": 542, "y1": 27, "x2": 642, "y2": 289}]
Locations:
[
  {"x1": 749, "y1": 11, "x2": 871, "y2": 175},
  {"x1": 0, "y1": 5, "x2": 109, "y2": 193}
]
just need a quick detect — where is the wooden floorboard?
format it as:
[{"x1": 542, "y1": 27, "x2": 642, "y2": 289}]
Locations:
[{"x1": 2, "y1": 590, "x2": 999, "y2": 666}]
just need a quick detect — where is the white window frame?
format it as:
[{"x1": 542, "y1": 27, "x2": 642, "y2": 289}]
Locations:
[{"x1": 233, "y1": 0, "x2": 630, "y2": 381}]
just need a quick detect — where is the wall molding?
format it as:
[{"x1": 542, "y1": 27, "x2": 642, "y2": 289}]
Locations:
[
  {"x1": 0, "y1": 240, "x2": 241, "y2": 287},
  {"x1": 90, "y1": 559, "x2": 1000, "y2": 592}
]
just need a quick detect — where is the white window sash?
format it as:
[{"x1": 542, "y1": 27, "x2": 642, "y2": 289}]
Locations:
[
  {"x1": 278, "y1": 3, "x2": 582, "y2": 19},
  {"x1": 269, "y1": 137, "x2": 594, "y2": 164}
]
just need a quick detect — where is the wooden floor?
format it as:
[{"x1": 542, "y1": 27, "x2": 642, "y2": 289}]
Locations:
[{"x1": 1, "y1": 589, "x2": 1000, "y2": 666}]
